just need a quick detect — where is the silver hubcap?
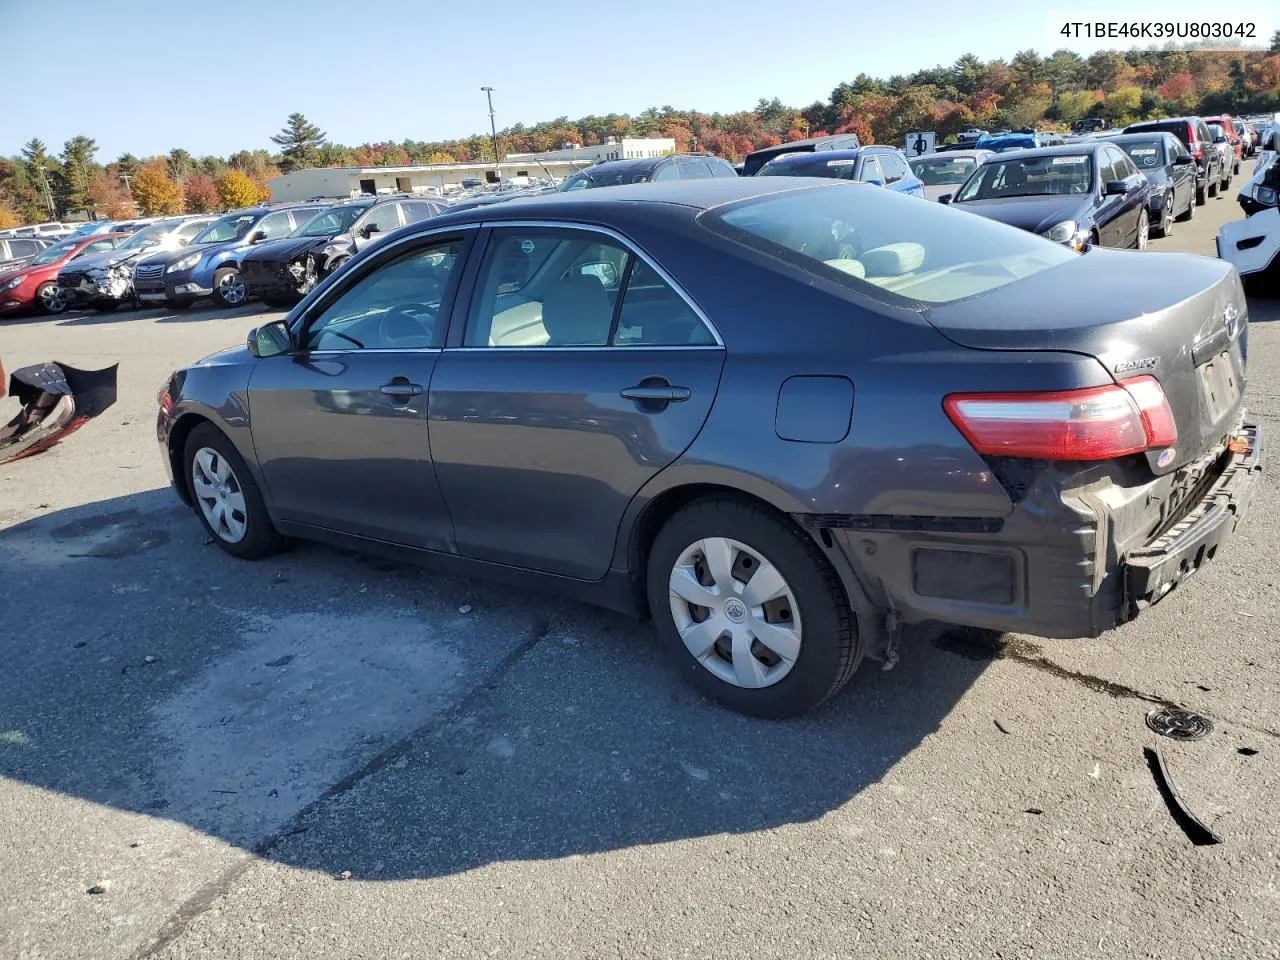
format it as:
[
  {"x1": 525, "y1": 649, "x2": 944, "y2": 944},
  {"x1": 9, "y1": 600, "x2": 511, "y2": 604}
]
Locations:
[
  {"x1": 41, "y1": 284, "x2": 66, "y2": 312},
  {"x1": 219, "y1": 272, "x2": 245, "y2": 304},
  {"x1": 1137, "y1": 213, "x2": 1148, "y2": 249},
  {"x1": 668, "y1": 537, "x2": 802, "y2": 689},
  {"x1": 192, "y1": 447, "x2": 248, "y2": 543}
]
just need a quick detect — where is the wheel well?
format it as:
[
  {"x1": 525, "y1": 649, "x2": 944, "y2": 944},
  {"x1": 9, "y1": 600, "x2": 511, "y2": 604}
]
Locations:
[
  {"x1": 627, "y1": 483, "x2": 802, "y2": 620},
  {"x1": 167, "y1": 413, "x2": 211, "y2": 504}
]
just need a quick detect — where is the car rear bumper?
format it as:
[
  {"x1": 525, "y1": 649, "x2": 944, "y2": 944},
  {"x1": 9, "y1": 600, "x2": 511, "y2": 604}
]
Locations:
[{"x1": 812, "y1": 416, "x2": 1264, "y2": 639}]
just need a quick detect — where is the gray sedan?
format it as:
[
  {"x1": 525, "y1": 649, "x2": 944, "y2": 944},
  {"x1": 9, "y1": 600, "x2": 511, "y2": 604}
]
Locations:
[
  {"x1": 158, "y1": 178, "x2": 1262, "y2": 718},
  {"x1": 907, "y1": 149, "x2": 994, "y2": 200}
]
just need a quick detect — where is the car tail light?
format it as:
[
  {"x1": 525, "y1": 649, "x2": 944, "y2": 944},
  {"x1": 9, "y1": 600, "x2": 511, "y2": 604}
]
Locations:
[{"x1": 944, "y1": 377, "x2": 1177, "y2": 461}]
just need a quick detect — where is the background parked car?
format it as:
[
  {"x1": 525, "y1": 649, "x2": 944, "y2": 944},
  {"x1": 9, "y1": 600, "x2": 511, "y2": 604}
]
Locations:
[
  {"x1": 241, "y1": 195, "x2": 449, "y2": 307},
  {"x1": 57, "y1": 215, "x2": 215, "y2": 312},
  {"x1": 1203, "y1": 115, "x2": 1244, "y2": 173},
  {"x1": 132, "y1": 205, "x2": 326, "y2": 309},
  {"x1": 943, "y1": 142, "x2": 1151, "y2": 250},
  {"x1": 741, "y1": 133, "x2": 863, "y2": 176},
  {"x1": 1102, "y1": 132, "x2": 1198, "y2": 236},
  {"x1": 1123, "y1": 116, "x2": 1222, "y2": 205},
  {"x1": 907, "y1": 149, "x2": 994, "y2": 201},
  {"x1": 0, "y1": 237, "x2": 52, "y2": 274},
  {"x1": 558, "y1": 154, "x2": 739, "y2": 190},
  {"x1": 0, "y1": 233, "x2": 128, "y2": 317},
  {"x1": 1206, "y1": 123, "x2": 1237, "y2": 197},
  {"x1": 758, "y1": 146, "x2": 924, "y2": 197}
]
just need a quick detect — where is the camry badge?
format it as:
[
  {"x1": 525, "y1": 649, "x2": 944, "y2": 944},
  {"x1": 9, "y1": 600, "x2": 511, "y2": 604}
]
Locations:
[{"x1": 1114, "y1": 357, "x2": 1158, "y2": 374}]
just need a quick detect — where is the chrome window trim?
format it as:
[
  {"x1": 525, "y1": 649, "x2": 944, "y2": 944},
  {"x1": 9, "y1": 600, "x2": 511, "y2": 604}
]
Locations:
[
  {"x1": 446, "y1": 345, "x2": 722, "y2": 353},
  {"x1": 304, "y1": 347, "x2": 443, "y2": 356},
  {"x1": 473, "y1": 218, "x2": 725, "y2": 349}
]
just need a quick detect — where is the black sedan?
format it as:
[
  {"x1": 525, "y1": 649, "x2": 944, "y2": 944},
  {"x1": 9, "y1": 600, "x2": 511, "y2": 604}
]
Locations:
[
  {"x1": 1103, "y1": 132, "x2": 1197, "y2": 237},
  {"x1": 942, "y1": 142, "x2": 1151, "y2": 251},
  {"x1": 157, "y1": 178, "x2": 1261, "y2": 718}
]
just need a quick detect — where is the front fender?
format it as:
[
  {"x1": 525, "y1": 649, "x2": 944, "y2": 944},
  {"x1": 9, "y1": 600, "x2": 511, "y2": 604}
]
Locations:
[{"x1": 160, "y1": 378, "x2": 266, "y2": 511}]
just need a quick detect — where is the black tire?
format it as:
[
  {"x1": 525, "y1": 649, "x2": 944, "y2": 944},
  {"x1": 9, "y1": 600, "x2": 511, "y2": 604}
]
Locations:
[
  {"x1": 1134, "y1": 208, "x2": 1149, "y2": 249},
  {"x1": 1154, "y1": 202, "x2": 1173, "y2": 238},
  {"x1": 211, "y1": 266, "x2": 246, "y2": 309},
  {"x1": 646, "y1": 497, "x2": 862, "y2": 719},
  {"x1": 34, "y1": 281, "x2": 67, "y2": 314},
  {"x1": 1208, "y1": 176, "x2": 1219, "y2": 198},
  {"x1": 1196, "y1": 183, "x2": 1207, "y2": 206},
  {"x1": 182, "y1": 423, "x2": 284, "y2": 560},
  {"x1": 166, "y1": 296, "x2": 195, "y2": 311}
]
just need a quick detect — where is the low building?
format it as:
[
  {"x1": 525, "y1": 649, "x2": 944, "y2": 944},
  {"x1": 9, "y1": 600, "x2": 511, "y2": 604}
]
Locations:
[{"x1": 506, "y1": 137, "x2": 676, "y2": 164}]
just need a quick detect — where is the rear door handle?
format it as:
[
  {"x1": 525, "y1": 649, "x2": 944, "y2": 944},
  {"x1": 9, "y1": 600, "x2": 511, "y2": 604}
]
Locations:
[
  {"x1": 380, "y1": 380, "x2": 424, "y2": 398},
  {"x1": 620, "y1": 384, "x2": 691, "y2": 403}
]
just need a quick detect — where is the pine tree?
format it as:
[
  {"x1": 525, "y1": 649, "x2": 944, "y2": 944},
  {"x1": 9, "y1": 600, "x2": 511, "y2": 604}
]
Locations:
[
  {"x1": 270, "y1": 113, "x2": 327, "y2": 173},
  {"x1": 57, "y1": 136, "x2": 99, "y2": 217},
  {"x1": 20, "y1": 139, "x2": 57, "y2": 219}
]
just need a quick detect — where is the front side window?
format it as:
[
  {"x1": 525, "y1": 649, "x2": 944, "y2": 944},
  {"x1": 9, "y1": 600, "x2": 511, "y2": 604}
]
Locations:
[
  {"x1": 176, "y1": 220, "x2": 208, "y2": 243},
  {"x1": 302, "y1": 239, "x2": 463, "y2": 351},
  {"x1": 465, "y1": 229, "x2": 714, "y2": 348},
  {"x1": 703, "y1": 184, "x2": 1076, "y2": 306},
  {"x1": 256, "y1": 212, "x2": 295, "y2": 240},
  {"x1": 117, "y1": 221, "x2": 171, "y2": 250},
  {"x1": 955, "y1": 154, "x2": 1093, "y2": 201}
]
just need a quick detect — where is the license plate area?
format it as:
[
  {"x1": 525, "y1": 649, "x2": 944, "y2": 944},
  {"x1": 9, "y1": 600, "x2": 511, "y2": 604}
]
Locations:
[{"x1": 1199, "y1": 351, "x2": 1241, "y2": 423}]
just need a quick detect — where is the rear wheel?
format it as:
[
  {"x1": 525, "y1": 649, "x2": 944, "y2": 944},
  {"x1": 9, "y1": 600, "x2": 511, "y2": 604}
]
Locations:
[
  {"x1": 182, "y1": 423, "x2": 283, "y2": 559},
  {"x1": 1134, "y1": 209, "x2": 1149, "y2": 250},
  {"x1": 1208, "y1": 175, "x2": 1219, "y2": 198},
  {"x1": 1196, "y1": 182, "x2": 1207, "y2": 205},
  {"x1": 211, "y1": 267, "x2": 246, "y2": 308},
  {"x1": 647, "y1": 497, "x2": 862, "y2": 719},
  {"x1": 1176, "y1": 188, "x2": 1195, "y2": 222},
  {"x1": 1154, "y1": 202, "x2": 1173, "y2": 238},
  {"x1": 35, "y1": 282, "x2": 67, "y2": 314}
]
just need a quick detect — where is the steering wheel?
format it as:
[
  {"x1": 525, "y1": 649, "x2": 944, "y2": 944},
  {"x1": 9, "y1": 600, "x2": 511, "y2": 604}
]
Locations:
[{"x1": 378, "y1": 302, "x2": 438, "y2": 345}]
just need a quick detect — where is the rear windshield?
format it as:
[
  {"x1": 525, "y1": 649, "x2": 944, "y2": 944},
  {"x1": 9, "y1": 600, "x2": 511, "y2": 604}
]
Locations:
[
  {"x1": 743, "y1": 149, "x2": 804, "y2": 176},
  {"x1": 1118, "y1": 139, "x2": 1166, "y2": 168},
  {"x1": 758, "y1": 154, "x2": 860, "y2": 179},
  {"x1": 1129, "y1": 121, "x2": 1190, "y2": 146},
  {"x1": 909, "y1": 155, "x2": 980, "y2": 185},
  {"x1": 701, "y1": 184, "x2": 1075, "y2": 306}
]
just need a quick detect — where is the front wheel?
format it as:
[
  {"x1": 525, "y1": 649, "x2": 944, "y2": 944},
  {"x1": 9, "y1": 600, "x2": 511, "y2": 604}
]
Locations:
[
  {"x1": 1196, "y1": 183, "x2": 1207, "y2": 206},
  {"x1": 1153, "y1": 203, "x2": 1172, "y2": 239},
  {"x1": 647, "y1": 497, "x2": 862, "y2": 719},
  {"x1": 1176, "y1": 189, "x2": 1195, "y2": 222},
  {"x1": 211, "y1": 267, "x2": 246, "y2": 308},
  {"x1": 35, "y1": 282, "x2": 67, "y2": 314},
  {"x1": 1134, "y1": 209, "x2": 1149, "y2": 250},
  {"x1": 183, "y1": 423, "x2": 283, "y2": 559}
]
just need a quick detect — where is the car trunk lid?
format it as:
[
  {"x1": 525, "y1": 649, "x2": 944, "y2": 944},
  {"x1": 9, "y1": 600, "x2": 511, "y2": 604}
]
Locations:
[{"x1": 924, "y1": 247, "x2": 1248, "y2": 472}]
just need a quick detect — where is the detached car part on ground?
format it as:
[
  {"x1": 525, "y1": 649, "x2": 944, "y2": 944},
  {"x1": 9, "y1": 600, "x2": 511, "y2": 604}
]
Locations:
[
  {"x1": 1, "y1": 360, "x2": 118, "y2": 464},
  {"x1": 240, "y1": 196, "x2": 449, "y2": 308},
  {"x1": 158, "y1": 178, "x2": 1263, "y2": 719}
]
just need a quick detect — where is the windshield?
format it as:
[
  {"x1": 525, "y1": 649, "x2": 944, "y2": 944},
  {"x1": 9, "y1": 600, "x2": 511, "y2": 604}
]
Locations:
[
  {"x1": 30, "y1": 239, "x2": 81, "y2": 265},
  {"x1": 909, "y1": 156, "x2": 979, "y2": 185},
  {"x1": 117, "y1": 221, "x2": 172, "y2": 251},
  {"x1": 702, "y1": 185, "x2": 1075, "y2": 306},
  {"x1": 192, "y1": 214, "x2": 256, "y2": 245},
  {"x1": 955, "y1": 154, "x2": 1093, "y2": 201},
  {"x1": 1119, "y1": 140, "x2": 1166, "y2": 169},
  {"x1": 292, "y1": 205, "x2": 364, "y2": 237},
  {"x1": 759, "y1": 155, "x2": 860, "y2": 179}
]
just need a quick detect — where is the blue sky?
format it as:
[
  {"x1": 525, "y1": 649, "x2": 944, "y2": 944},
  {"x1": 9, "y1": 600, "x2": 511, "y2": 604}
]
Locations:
[{"x1": 0, "y1": 0, "x2": 1245, "y2": 159}]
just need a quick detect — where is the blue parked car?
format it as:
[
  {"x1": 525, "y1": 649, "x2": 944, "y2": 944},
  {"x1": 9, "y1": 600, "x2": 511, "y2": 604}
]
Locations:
[
  {"x1": 132, "y1": 204, "x2": 326, "y2": 309},
  {"x1": 756, "y1": 146, "x2": 926, "y2": 197}
]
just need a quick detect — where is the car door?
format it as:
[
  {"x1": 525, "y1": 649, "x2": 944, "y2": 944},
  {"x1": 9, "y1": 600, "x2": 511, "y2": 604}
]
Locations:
[
  {"x1": 1093, "y1": 149, "x2": 1127, "y2": 247},
  {"x1": 1165, "y1": 136, "x2": 1192, "y2": 214},
  {"x1": 428, "y1": 225, "x2": 726, "y2": 580},
  {"x1": 352, "y1": 202, "x2": 406, "y2": 252},
  {"x1": 245, "y1": 229, "x2": 473, "y2": 550}
]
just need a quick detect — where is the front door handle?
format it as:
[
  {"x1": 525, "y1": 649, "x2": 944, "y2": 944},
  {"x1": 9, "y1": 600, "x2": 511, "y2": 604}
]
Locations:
[
  {"x1": 380, "y1": 379, "x2": 423, "y2": 398},
  {"x1": 620, "y1": 383, "x2": 691, "y2": 403}
]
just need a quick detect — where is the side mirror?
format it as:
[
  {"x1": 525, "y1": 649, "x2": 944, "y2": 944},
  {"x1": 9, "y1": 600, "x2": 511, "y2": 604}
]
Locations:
[
  {"x1": 361, "y1": 223, "x2": 381, "y2": 239},
  {"x1": 247, "y1": 320, "x2": 292, "y2": 359},
  {"x1": 1173, "y1": 155, "x2": 1195, "y2": 166},
  {"x1": 938, "y1": 193, "x2": 954, "y2": 204},
  {"x1": 1105, "y1": 179, "x2": 1131, "y2": 195},
  {"x1": 248, "y1": 230, "x2": 267, "y2": 244}
]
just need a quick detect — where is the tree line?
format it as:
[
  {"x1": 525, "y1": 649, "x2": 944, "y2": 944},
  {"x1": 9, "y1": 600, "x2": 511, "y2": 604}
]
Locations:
[{"x1": 3, "y1": 41, "x2": 1278, "y2": 228}]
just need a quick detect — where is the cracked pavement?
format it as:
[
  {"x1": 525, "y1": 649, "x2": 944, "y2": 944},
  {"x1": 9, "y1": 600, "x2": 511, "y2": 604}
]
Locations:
[{"x1": 1, "y1": 190, "x2": 1277, "y2": 960}]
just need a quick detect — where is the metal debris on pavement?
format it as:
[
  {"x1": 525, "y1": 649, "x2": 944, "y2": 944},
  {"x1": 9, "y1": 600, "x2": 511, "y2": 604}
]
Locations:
[
  {"x1": 1145, "y1": 707, "x2": 1214, "y2": 741},
  {"x1": 1145, "y1": 746, "x2": 1223, "y2": 846}
]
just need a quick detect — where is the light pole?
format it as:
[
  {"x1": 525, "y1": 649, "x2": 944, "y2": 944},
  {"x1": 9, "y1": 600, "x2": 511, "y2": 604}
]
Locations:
[{"x1": 480, "y1": 86, "x2": 501, "y2": 181}]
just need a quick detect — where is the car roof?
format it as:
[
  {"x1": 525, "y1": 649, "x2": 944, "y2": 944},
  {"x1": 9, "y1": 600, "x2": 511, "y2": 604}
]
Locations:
[
  {"x1": 910, "y1": 149, "x2": 990, "y2": 160},
  {"x1": 766, "y1": 148, "x2": 867, "y2": 164},
  {"x1": 580, "y1": 157, "x2": 668, "y2": 176},
  {"x1": 1103, "y1": 132, "x2": 1175, "y2": 144},
  {"x1": 425, "y1": 178, "x2": 843, "y2": 230},
  {"x1": 981, "y1": 142, "x2": 1109, "y2": 159}
]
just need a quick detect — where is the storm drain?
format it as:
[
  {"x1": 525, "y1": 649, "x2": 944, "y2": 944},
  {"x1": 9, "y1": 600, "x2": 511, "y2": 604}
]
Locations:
[{"x1": 1145, "y1": 707, "x2": 1214, "y2": 742}]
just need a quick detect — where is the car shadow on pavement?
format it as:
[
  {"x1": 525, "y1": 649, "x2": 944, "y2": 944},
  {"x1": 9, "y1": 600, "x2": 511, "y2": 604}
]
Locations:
[{"x1": 0, "y1": 488, "x2": 988, "y2": 882}]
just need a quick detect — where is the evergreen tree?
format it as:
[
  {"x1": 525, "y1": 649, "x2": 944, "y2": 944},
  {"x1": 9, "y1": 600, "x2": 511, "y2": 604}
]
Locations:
[{"x1": 270, "y1": 113, "x2": 327, "y2": 172}]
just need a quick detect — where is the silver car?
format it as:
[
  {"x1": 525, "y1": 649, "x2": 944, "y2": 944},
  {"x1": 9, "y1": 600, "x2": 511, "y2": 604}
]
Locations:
[{"x1": 907, "y1": 150, "x2": 995, "y2": 201}]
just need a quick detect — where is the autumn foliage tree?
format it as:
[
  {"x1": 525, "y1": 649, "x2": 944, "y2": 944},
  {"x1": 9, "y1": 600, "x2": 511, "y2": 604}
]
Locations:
[
  {"x1": 183, "y1": 173, "x2": 220, "y2": 212},
  {"x1": 132, "y1": 160, "x2": 185, "y2": 215},
  {"x1": 215, "y1": 169, "x2": 261, "y2": 209},
  {"x1": 0, "y1": 205, "x2": 19, "y2": 229},
  {"x1": 86, "y1": 171, "x2": 135, "y2": 218}
]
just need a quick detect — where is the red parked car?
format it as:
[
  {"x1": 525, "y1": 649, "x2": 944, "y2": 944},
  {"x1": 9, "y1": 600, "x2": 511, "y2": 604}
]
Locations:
[
  {"x1": 1203, "y1": 115, "x2": 1243, "y2": 170},
  {"x1": 0, "y1": 233, "x2": 128, "y2": 318}
]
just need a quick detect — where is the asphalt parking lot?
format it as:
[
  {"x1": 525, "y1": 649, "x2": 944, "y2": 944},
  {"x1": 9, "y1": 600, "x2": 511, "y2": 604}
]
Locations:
[{"x1": 2, "y1": 187, "x2": 1278, "y2": 960}]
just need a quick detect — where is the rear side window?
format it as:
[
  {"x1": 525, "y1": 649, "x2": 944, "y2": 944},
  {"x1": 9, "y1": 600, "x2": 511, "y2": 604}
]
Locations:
[
  {"x1": 703, "y1": 185, "x2": 1076, "y2": 306},
  {"x1": 6, "y1": 239, "x2": 39, "y2": 257}
]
